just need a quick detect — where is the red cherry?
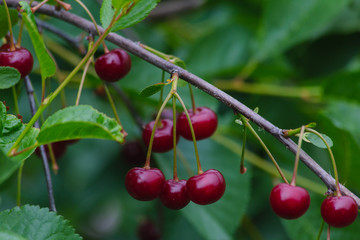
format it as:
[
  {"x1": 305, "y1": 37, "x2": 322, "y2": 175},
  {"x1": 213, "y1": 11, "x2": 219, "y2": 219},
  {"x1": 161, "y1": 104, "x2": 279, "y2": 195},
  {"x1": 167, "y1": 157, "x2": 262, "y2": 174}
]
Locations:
[
  {"x1": 177, "y1": 107, "x2": 217, "y2": 141},
  {"x1": 94, "y1": 48, "x2": 131, "y2": 82},
  {"x1": 160, "y1": 179, "x2": 190, "y2": 210},
  {"x1": 269, "y1": 183, "x2": 310, "y2": 219},
  {"x1": 35, "y1": 141, "x2": 67, "y2": 159},
  {"x1": 186, "y1": 169, "x2": 226, "y2": 205},
  {"x1": 137, "y1": 219, "x2": 161, "y2": 240},
  {"x1": 125, "y1": 167, "x2": 165, "y2": 201},
  {"x1": 142, "y1": 119, "x2": 179, "y2": 153},
  {"x1": 321, "y1": 196, "x2": 358, "y2": 228},
  {"x1": 0, "y1": 44, "x2": 34, "y2": 78}
]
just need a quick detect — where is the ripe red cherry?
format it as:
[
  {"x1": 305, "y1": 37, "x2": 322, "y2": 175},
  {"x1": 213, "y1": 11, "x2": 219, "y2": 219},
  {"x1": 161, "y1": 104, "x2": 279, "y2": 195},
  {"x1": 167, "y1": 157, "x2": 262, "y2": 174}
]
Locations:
[
  {"x1": 35, "y1": 141, "x2": 67, "y2": 159},
  {"x1": 94, "y1": 48, "x2": 131, "y2": 82},
  {"x1": 269, "y1": 183, "x2": 310, "y2": 219},
  {"x1": 177, "y1": 107, "x2": 217, "y2": 141},
  {"x1": 186, "y1": 169, "x2": 226, "y2": 205},
  {"x1": 125, "y1": 167, "x2": 165, "y2": 201},
  {"x1": 142, "y1": 119, "x2": 179, "y2": 153},
  {"x1": 160, "y1": 179, "x2": 190, "y2": 210},
  {"x1": 0, "y1": 44, "x2": 34, "y2": 78},
  {"x1": 321, "y1": 196, "x2": 358, "y2": 228}
]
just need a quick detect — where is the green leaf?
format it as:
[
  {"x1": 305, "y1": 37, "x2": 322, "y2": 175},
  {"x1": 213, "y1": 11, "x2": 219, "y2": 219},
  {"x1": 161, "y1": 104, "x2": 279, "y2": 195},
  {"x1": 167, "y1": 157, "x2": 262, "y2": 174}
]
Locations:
[
  {"x1": 0, "y1": 101, "x2": 6, "y2": 134},
  {"x1": 111, "y1": 0, "x2": 160, "y2": 31},
  {"x1": 100, "y1": 0, "x2": 114, "y2": 29},
  {"x1": 0, "y1": 6, "x2": 19, "y2": 39},
  {"x1": 139, "y1": 82, "x2": 167, "y2": 97},
  {"x1": 303, "y1": 132, "x2": 333, "y2": 149},
  {"x1": 19, "y1": 1, "x2": 56, "y2": 80},
  {"x1": 0, "y1": 231, "x2": 26, "y2": 240},
  {"x1": 253, "y1": 0, "x2": 351, "y2": 61},
  {"x1": 37, "y1": 105, "x2": 125, "y2": 144},
  {"x1": 0, "y1": 67, "x2": 21, "y2": 89},
  {"x1": 156, "y1": 139, "x2": 251, "y2": 240},
  {"x1": 112, "y1": 0, "x2": 130, "y2": 10},
  {"x1": 0, "y1": 205, "x2": 82, "y2": 240}
]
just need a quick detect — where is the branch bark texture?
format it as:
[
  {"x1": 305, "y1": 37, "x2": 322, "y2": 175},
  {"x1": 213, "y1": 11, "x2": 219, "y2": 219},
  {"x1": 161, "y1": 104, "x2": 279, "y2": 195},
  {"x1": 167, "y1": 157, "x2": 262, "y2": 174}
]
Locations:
[{"x1": 4, "y1": 0, "x2": 360, "y2": 207}]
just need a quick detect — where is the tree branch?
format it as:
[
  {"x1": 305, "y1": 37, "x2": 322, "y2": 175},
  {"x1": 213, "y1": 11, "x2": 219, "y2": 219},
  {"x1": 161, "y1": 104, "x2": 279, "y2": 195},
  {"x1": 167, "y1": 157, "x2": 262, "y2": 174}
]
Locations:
[{"x1": 5, "y1": 0, "x2": 360, "y2": 207}]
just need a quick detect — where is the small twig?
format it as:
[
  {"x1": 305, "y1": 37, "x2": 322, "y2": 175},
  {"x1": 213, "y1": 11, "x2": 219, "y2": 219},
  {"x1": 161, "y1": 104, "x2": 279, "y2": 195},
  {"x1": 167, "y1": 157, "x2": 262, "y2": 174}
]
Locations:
[{"x1": 23, "y1": 75, "x2": 57, "y2": 212}]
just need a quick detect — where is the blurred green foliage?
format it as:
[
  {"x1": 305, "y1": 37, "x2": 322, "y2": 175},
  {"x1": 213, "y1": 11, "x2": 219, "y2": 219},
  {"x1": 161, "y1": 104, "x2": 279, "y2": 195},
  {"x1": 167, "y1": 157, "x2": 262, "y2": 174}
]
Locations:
[{"x1": 1, "y1": 0, "x2": 360, "y2": 239}]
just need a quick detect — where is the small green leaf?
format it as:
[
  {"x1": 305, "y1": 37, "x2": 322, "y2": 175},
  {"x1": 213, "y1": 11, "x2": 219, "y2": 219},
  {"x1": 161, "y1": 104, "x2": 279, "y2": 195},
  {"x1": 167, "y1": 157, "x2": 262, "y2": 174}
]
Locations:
[
  {"x1": 3, "y1": 115, "x2": 22, "y2": 134},
  {"x1": 0, "y1": 230, "x2": 26, "y2": 240},
  {"x1": 37, "y1": 105, "x2": 125, "y2": 144},
  {"x1": 111, "y1": 0, "x2": 160, "y2": 31},
  {"x1": 0, "y1": 205, "x2": 82, "y2": 240},
  {"x1": 19, "y1": 1, "x2": 56, "y2": 80},
  {"x1": 303, "y1": 132, "x2": 333, "y2": 148},
  {"x1": 0, "y1": 102, "x2": 6, "y2": 134},
  {"x1": 0, "y1": 6, "x2": 19, "y2": 39},
  {"x1": 0, "y1": 67, "x2": 21, "y2": 89},
  {"x1": 139, "y1": 82, "x2": 168, "y2": 97}
]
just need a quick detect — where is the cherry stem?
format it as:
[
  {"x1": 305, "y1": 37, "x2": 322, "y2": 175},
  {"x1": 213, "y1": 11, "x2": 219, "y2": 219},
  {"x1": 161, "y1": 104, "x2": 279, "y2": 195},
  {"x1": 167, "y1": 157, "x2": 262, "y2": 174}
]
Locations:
[
  {"x1": 188, "y1": 83, "x2": 196, "y2": 113},
  {"x1": 103, "y1": 83, "x2": 125, "y2": 133},
  {"x1": 75, "y1": 57, "x2": 92, "y2": 106},
  {"x1": 16, "y1": 20, "x2": 24, "y2": 48},
  {"x1": 158, "y1": 71, "x2": 165, "y2": 110},
  {"x1": 16, "y1": 161, "x2": 25, "y2": 206},
  {"x1": 305, "y1": 128, "x2": 341, "y2": 196},
  {"x1": 290, "y1": 125, "x2": 305, "y2": 186},
  {"x1": 316, "y1": 220, "x2": 325, "y2": 240},
  {"x1": 54, "y1": 0, "x2": 71, "y2": 11},
  {"x1": 239, "y1": 114, "x2": 288, "y2": 184},
  {"x1": 2, "y1": 0, "x2": 15, "y2": 51},
  {"x1": 31, "y1": 0, "x2": 49, "y2": 13},
  {"x1": 327, "y1": 224, "x2": 331, "y2": 240},
  {"x1": 240, "y1": 124, "x2": 247, "y2": 174},
  {"x1": 174, "y1": 91, "x2": 203, "y2": 174},
  {"x1": 11, "y1": 86, "x2": 19, "y2": 115},
  {"x1": 144, "y1": 91, "x2": 173, "y2": 168},
  {"x1": 283, "y1": 122, "x2": 317, "y2": 137},
  {"x1": 47, "y1": 143, "x2": 59, "y2": 174},
  {"x1": 172, "y1": 95, "x2": 178, "y2": 181}
]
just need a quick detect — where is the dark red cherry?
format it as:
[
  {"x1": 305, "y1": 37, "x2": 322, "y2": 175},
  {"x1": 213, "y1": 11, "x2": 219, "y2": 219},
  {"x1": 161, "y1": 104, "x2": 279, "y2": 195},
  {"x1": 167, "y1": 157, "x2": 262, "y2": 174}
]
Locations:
[
  {"x1": 94, "y1": 48, "x2": 131, "y2": 82},
  {"x1": 269, "y1": 183, "x2": 310, "y2": 219},
  {"x1": 0, "y1": 44, "x2": 34, "y2": 78},
  {"x1": 122, "y1": 140, "x2": 147, "y2": 166},
  {"x1": 321, "y1": 196, "x2": 358, "y2": 228},
  {"x1": 137, "y1": 219, "x2": 162, "y2": 240},
  {"x1": 186, "y1": 169, "x2": 226, "y2": 205},
  {"x1": 35, "y1": 141, "x2": 67, "y2": 159},
  {"x1": 177, "y1": 107, "x2": 217, "y2": 141},
  {"x1": 142, "y1": 119, "x2": 179, "y2": 153},
  {"x1": 160, "y1": 179, "x2": 190, "y2": 210},
  {"x1": 125, "y1": 167, "x2": 165, "y2": 201}
]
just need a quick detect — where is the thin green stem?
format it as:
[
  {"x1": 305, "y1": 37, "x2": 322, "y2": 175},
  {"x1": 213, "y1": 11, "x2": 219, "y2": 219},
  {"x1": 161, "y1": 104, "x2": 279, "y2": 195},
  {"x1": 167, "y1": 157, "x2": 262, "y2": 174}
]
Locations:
[
  {"x1": 8, "y1": 8, "x2": 121, "y2": 154},
  {"x1": 12, "y1": 86, "x2": 19, "y2": 115},
  {"x1": 158, "y1": 70, "x2": 165, "y2": 110},
  {"x1": 239, "y1": 114, "x2": 288, "y2": 184},
  {"x1": 3, "y1": 0, "x2": 15, "y2": 51},
  {"x1": 283, "y1": 122, "x2": 317, "y2": 137},
  {"x1": 306, "y1": 128, "x2": 341, "y2": 196},
  {"x1": 174, "y1": 92, "x2": 202, "y2": 174},
  {"x1": 144, "y1": 91, "x2": 173, "y2": 168},
  {"x1": 16, "y1": 20, "x2": 24, "y2": 48},
  {"x1": 172, "y1": 95, "x2": 178, "y2": 181},
  {"x1": 16, "y1": 161, "x2": 25, "y2": 206},
  {"x1": 75, "y1": 57, "x2": 92, "y2": 106},
  {"x1": 291, "y1": 125, "x2": 305, "y2": 186},
  {"x1": 240, "y1": 124, "x2": 247, "y2": 174},
  {"x1": 47, "y1": 143, "x2": 59, "y2": 174},
  {"x1": 327, "y1": 224, "x2": 331, "y2": 240},
  {"x1": 188, "y1": 83, "x2": 196, "y2": 113},
  {"x1": 317, "y1": 220, "x2": 325, "y2": 240},
  {"x1": 103, "y1": 83, "x2": 123, "y2": 126}
]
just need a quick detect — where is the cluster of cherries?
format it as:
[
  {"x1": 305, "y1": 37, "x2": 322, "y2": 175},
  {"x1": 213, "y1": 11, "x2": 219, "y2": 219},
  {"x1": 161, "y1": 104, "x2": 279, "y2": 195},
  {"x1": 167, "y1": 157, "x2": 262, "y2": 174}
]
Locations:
[{"x1": 125, "y1": 106, "x2": 226, "y2": 209}]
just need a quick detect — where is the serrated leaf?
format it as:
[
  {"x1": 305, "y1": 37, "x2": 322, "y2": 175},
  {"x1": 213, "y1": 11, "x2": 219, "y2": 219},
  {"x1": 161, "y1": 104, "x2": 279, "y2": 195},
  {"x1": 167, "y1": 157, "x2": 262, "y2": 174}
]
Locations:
[
  {"x1": 0, "y1": 205, "x2": 82, "y2": 240},
  {"x1": 253, "y1": 0, "x2": 351, "y2": 60},
  {"x1": 100, "y1": 0, "x2": 114, "y2": 29},
  {"x1": 303, "y1": 132, "x2": 333, "y2": 149},
  {"x1": 112, "y1": 0, "x2": 130, "y2": 10},
  {"x1": 139, "y1": 82, "x2": 167, "y2": 97},
  {"x1": 37, "y1": 105, "x2": 125, "y2": 144},
  {"x1": 0, "y1": 6, "x2": 19, "y2": 39},
  {"x1": 0, "y1": 230, "x2": 26, "y2": 240},
  {"x1": 0, "y1": 67, "x2": 21, "y2": 89},
  {"x1": 19, "y1": 1, "x2": 56, "y2": 80},
  {"x1": 111, "y1": 0, "x2": 160, "y2": 31}
]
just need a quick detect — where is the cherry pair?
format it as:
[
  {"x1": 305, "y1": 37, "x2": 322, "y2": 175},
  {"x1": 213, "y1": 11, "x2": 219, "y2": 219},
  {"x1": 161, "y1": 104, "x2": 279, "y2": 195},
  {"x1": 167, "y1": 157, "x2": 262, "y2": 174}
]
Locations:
[
  {"x1": 142, "y1": 107, "x2": 218, "y2": 153},
  {"x1": 125, "y1": 167, "x2": 225, "y2": 210},
  {"x1": 270, "y1": 183, "x2": 358, "y2": 228}
]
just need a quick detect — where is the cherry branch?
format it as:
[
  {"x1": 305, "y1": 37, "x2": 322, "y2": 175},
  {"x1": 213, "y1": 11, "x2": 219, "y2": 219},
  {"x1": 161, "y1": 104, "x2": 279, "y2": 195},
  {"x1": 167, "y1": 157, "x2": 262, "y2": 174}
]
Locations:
[{"x1": 4, "y1": 0, "x2": 360, "y2": 207}]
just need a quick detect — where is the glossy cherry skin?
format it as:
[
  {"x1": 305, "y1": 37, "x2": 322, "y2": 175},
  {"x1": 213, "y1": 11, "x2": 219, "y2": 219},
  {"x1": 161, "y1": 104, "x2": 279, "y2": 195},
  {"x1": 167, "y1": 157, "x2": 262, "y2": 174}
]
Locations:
[
  {"x1": 125, "y1": 167, "x2": 165, "y2": 201},
  {"x1": 35, "y1": 141, "x2": 67, "y2": 159},
  {"x1": 0, "y1": 44, "x2": 34, "y2": 78},
  {"x1": 160, "y1": 179, "x2": 190, "y2": 210},
  {"x1": 177, "y1": 107, "x2": 218, "y2": 141},
  {"x1": 142, "y1": 119, "x2": 179, "y2": 153},
  {"x1": 94, "y1": 48, "x2": 131, "y2": 82},
  {"x1": 321, "y1": 196, "x2": 358, "y2": 228},
  {"x1": 186, "y1": 169, "x2": 226, "y2": 205},
  {"x1": 269, "y1": 183, "x2": 310, "y2": 219}
]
